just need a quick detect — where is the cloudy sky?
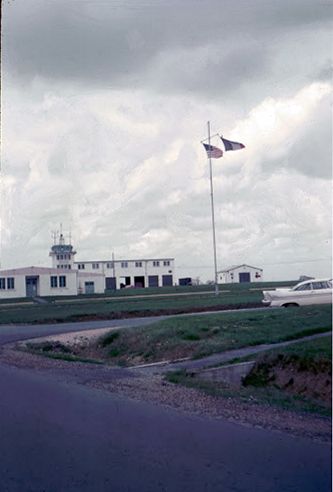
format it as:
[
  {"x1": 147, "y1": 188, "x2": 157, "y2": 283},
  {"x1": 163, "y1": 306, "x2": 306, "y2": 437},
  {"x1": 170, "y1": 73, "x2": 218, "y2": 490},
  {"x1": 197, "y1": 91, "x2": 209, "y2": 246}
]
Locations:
[{"x1": 2, "y1": 0, "x2": 332, "y2": 282}]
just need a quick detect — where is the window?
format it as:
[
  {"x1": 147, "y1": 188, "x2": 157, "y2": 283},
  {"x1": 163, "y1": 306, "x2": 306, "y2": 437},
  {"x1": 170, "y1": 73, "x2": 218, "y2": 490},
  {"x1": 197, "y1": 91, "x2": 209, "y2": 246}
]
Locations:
[
  {"x1": 50, "y1": 276, "x2": 58, "y2": 288},
  {"x1": 135, "y1": 261, "x2": 142, "y2": 268},
  {"x1": 106, "y1": 262, "x2": 114, "y2": 269},
  {"x1": 56, "y1": 255, "x2": 60, "y2": 260},
  {"x1": 294, "y1": 283, "x2": 311, "y2": 291},
  {"x1": 77, "y1": 263, "x2": 85, "y2": 270},
  {"x1": 312, "y1": 282, "x2": 329, "y2": 290},
  {"x1": 163, "y1": 260, "x2": 170, "y2": 266},
  {"x1": 92, "y1": 263, "x2": 99, "y2": 269},
  {"x1": 0, "y1": 278, "x2": 6, "y2": 289},
  {"x1": 68, "y1": 265, "x2": 71, "y2": 270},
  {"x1": 59, "y1": 276, "x2": 66, "y2": 288},
  {"x1": 121, "y1": 262, "x2": 128, "y2": 268},
  {"x1": 7, "y1": 278, "x2": 15, "y2": 289},
  {"x1": 153, "y1": 261, "x2": 160, "y2": 267}
]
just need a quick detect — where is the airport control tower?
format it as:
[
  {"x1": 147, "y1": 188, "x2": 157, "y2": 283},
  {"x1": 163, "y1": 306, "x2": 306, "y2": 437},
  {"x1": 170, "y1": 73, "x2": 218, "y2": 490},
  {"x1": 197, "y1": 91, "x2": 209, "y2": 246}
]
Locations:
[{"x1": 49, "y1": 232, "x2": 77, "y2": 270}]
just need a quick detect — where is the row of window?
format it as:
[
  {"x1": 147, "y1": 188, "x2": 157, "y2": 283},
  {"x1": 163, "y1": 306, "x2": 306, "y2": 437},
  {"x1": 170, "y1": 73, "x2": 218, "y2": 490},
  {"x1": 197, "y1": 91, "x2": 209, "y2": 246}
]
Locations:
[
  {"x1": 50, "y1": 276, "x2": 67, "y2": 288},
  {"x1": 56, "y1": 254, "x2": 71, "y2": 260},
  {"x1": 0, "y1": 277, "x2": 15, "y2": 290},
  {"x1": 57, "y1": 265, "x2": 71, "y2": 269},
  {"x1": 77, "y1": 260, "x2": 171, "y2": 270}
]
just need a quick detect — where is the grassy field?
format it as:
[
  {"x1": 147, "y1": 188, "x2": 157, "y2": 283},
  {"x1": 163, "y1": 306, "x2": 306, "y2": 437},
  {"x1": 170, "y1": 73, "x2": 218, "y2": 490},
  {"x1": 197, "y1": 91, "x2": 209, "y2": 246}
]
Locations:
[
  {"x1": 25, "y1": 304, "x2": 332, "y2": 366},
  {"x1": 0, "y1": 280, "x2": 297, "y2": 324},
  {"x1": 166, "y1": 335, "x2": 332, "y2": 416},
  {"x1": 96, "y1": 304, "x2": 332, "y2": 365}
]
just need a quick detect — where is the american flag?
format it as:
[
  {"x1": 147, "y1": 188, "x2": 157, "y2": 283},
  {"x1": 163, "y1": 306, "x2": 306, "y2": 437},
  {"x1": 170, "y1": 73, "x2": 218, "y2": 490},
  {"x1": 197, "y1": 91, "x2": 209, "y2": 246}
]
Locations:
[{"x1": 202, "y1": 143, "x2": 223, "y2": 159}]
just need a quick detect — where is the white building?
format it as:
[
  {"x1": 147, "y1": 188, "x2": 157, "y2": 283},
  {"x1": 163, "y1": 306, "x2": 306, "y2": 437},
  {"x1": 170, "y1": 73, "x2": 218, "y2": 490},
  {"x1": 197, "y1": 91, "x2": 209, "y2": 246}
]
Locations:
[
  {"x1": 218, "y1": 264, "x2": 263, "y2": 284},
  {"x1": 75, "y1": 258, "x2": 174, "y2": 290},
  {"x1": 0, "y1": 234, "x2": 175, "y2": 299},
  {"x1": 0, "y1": 266, "x2": 76, "y2": 298}
]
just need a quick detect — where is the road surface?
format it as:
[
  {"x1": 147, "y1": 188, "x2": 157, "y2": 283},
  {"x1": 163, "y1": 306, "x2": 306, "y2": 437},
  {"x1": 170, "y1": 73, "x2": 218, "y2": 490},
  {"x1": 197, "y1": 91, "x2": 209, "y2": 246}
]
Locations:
[{"x1": 0, "y1": 319, "x2": 331, "y2": 491}]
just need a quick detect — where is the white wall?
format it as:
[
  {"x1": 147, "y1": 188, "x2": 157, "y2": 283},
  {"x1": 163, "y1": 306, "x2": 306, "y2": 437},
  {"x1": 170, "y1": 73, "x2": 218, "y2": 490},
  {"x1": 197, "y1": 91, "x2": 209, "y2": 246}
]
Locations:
[
  {"x1": 0, "y1": 275, "x2": 26, "y2": 299},
  {"x1": 219, "y1": 266, "x2": 263, "y2": 284},
  {"x1": 77, "y1": 273, "x2": 105, "y2": 294},
  {"x1": 40, "y1": 272, "x2": 78, "y2": 296},
  {"x1": 0, "y1": 272, "x2": 78, "y2": 299},
  {"x1": 75, "y1": 259, "x2": 175, "y2": 289}
]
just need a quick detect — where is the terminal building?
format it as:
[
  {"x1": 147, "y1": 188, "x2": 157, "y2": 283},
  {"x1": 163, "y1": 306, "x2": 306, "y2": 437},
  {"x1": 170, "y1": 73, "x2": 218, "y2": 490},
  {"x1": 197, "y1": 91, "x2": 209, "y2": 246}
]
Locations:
[{"x1": 0, "y1": 234, "x2": 175, "y2": 299}]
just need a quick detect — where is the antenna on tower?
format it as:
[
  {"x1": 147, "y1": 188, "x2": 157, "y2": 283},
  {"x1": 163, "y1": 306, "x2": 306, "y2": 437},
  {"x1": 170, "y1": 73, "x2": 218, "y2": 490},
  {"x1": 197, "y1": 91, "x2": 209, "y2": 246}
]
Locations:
[{"x1": 51, "y1": 230, "x2": 59, "y2": 244}]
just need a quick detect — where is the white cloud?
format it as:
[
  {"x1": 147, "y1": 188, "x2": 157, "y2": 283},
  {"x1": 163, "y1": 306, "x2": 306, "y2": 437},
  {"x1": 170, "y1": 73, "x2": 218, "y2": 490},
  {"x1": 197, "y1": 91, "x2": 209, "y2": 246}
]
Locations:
[{"x1": 2, "y1": 2, "x2": 332, "y2": 282}]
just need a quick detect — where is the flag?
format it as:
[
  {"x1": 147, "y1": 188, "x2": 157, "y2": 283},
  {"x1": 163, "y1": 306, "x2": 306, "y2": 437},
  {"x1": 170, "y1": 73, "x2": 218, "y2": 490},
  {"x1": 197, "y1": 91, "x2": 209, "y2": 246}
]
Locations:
[
  {"x1": 202, "y1": 143, "x2": 223, "y2": 159},
  {"x1": 220, "y1": 136, "x2": 245, "y2": 151}
]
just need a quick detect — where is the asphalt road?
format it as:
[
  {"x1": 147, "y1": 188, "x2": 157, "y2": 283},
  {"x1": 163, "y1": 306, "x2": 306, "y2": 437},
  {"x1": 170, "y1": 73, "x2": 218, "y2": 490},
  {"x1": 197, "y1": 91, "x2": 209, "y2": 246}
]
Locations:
[{"x1": 0, "y1": 319, "x2": 331, "y2": 492}]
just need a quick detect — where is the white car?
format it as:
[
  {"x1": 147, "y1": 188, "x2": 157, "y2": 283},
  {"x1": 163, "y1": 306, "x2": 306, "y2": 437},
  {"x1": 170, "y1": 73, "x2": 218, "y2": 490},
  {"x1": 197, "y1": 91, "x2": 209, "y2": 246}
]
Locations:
[{"x1": 262, "y1": 279, "x2": 332, "y2": 307}]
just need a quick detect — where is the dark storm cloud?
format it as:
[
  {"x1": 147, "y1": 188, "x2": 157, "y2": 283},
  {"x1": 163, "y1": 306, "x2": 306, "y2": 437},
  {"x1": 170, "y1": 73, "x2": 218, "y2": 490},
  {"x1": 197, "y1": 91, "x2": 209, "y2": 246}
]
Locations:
[{"x1": 4, "y1": 0, "x2": 332, "y2": 96}]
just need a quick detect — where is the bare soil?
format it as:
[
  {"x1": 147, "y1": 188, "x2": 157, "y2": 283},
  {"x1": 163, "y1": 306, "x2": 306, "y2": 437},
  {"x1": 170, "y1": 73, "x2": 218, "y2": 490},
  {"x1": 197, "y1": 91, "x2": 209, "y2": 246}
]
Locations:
[{"x1": 244, "y1": 356, "x2": 332, "y2": 405}]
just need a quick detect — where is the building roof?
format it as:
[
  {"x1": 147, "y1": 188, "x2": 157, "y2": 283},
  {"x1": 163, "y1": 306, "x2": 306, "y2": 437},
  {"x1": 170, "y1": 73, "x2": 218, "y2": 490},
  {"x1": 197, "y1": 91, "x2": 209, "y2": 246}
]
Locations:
[
  {"x1": 0, "y1": 266, "x2": 77, "y2": 276},
  {"x1": 74, "y1": 258, "x2": 174, "y2": 264},
  {"x1": 218, "y1": 264, "x2": 263, "y2": 273}
]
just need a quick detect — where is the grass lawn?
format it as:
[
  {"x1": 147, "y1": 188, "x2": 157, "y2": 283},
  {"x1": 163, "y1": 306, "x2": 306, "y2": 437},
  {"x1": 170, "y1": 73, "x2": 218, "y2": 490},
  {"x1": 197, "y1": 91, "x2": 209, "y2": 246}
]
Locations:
[
  {"x1": 0, "y1": 281, "x2": 298, "y2": 324},
  {"x1": 166, "y1": 335, "x2": 332, "y2": 417},
  {"x1": 89, "y1": 304, "x2": 332, "y2": 365}
]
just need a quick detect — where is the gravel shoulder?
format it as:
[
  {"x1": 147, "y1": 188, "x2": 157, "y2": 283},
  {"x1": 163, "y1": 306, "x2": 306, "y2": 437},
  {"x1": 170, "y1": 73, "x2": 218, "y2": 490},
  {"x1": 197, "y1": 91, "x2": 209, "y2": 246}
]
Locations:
[{"x1": 0, "y1": 341, "x2": 331, "y2": 444}]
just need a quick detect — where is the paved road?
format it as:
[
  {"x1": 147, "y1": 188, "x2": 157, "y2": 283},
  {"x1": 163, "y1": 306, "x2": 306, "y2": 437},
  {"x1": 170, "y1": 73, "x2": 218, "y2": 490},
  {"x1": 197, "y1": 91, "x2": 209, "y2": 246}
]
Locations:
[{"x1": 0, "y1": 320, "x2": 331, "y2": 491}]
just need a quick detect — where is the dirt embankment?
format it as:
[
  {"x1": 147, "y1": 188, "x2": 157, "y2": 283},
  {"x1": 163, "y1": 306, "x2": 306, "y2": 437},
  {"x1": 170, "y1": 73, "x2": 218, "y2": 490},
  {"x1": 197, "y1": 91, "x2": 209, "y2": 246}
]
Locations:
[{"x1": 243, "y1": 354, "x2": 332, "y2": 405}]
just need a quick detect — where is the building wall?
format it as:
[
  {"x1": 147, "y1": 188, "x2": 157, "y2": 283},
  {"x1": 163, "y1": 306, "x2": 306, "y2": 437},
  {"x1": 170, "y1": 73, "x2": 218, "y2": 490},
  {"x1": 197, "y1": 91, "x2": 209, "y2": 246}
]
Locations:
[
  {"x1": 0, "y1": 271, "x2": 78, "y2": 299},
  {"x1": 0, "y1": 275, "x2": 26, "y2": 299},
  {"x1": 219, "y1": 266, "x2": 263, "y2": 284},
  {"x1": 77, "y1": 273, "x2": 105, "y2": 294},
  {"x1": 74, "y1": 259, "x2": 174, "y2": 289},
  {"x1": 40, "y1": 272, "x2": 78, "y2": 296}
]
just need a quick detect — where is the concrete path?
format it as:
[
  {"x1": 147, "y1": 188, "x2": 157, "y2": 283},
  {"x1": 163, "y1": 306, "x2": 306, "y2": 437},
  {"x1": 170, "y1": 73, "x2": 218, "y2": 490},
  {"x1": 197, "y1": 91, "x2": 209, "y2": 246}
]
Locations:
[{"x1": 133, "y1": 331, "x2": 332, "y2": 373}]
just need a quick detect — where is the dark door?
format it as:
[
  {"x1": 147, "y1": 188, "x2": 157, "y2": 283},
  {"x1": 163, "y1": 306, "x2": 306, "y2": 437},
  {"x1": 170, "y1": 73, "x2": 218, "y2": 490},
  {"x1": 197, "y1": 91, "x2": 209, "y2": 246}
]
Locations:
[
  {"x1": 239, "y1": 272, "x2": 250, "y2": 283},
  {"x1": 148, "y1": 275, "x2": 159, "y2": 287},
  {"x1": 105, "y1": 277, "x2": 116, "y2": 290},
  {"x1": 162, "y1": 275, "x2": 173, "y2": 287},
  {"x1": 26, "y1": 277, "x2": 38, "y2": 297},
  {"x1": 134, "y1": 276, "x2": 145, "y2": 288}
]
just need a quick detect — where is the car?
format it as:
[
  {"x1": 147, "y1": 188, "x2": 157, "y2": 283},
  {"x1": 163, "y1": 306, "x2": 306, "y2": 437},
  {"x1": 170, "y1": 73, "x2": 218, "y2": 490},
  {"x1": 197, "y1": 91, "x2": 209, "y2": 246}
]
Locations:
[{"x1": 262, "y1": 279, "x2": 332, "y2": 307}]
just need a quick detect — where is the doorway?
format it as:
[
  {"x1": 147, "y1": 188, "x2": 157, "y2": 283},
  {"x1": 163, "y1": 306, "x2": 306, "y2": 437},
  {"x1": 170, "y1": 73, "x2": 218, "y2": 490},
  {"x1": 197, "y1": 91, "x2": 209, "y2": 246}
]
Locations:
[
  {"x1": 85, "y1": 281, "x2": 95, "y2": 294},
  {"x1": 134, "y1": 276, "x2": 145, "y2": 288},
  {"x1": 25, "y1": 276, "x2": 39, "y2": 297},
  {"x1": 239, "y1": 272, "x2": 250, "y2": 283}
]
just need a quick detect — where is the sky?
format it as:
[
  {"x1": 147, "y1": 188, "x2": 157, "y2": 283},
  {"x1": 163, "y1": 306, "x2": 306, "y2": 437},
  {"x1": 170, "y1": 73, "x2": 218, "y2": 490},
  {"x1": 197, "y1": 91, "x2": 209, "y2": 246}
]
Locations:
[{"x1": 1, "y1": 0, "x2": 332, "y2": 282}]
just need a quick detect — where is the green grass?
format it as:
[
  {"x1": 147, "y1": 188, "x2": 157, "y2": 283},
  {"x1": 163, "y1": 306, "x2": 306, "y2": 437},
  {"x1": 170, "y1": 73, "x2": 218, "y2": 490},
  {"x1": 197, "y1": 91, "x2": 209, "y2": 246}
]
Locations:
[
  {"x1": 94, "y1": 304, "x2": 332, "y2": 366},
  {"x1": 213, "y1": 334, "x2": 332, "y2": 368},
  {"x1": 0, "y1": 281, "x2": 297, "y2": 324}
]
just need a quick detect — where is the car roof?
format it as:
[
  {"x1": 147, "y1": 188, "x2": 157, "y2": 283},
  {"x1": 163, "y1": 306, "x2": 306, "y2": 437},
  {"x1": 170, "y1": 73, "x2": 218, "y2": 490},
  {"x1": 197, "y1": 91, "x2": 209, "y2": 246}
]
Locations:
[{"x1": 296, "y1": 278, "x2": 332, "y2": 286}]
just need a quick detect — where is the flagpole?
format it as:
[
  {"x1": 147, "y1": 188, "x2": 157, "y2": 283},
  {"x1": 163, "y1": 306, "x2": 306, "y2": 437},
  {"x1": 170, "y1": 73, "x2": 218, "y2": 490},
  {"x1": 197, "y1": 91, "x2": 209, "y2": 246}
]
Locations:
[{"x1": 207, "y1": 121, "x2": 219, "y2": 296}]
